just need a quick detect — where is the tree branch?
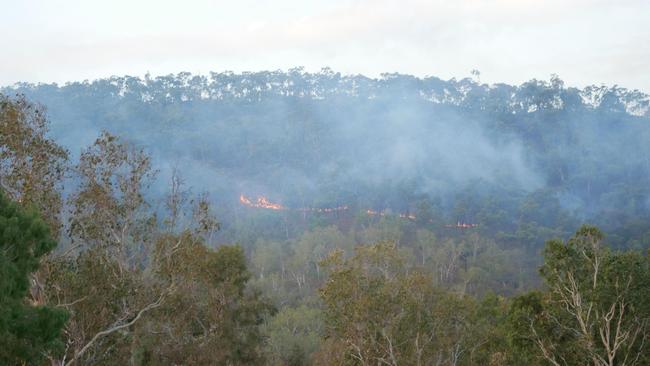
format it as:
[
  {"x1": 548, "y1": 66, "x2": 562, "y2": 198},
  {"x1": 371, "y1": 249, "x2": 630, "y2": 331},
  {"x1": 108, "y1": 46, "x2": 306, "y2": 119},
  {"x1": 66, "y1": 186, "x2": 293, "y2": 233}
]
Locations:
[{"x1": 64, "y1": 293, "x2": 166, "y2": 366}]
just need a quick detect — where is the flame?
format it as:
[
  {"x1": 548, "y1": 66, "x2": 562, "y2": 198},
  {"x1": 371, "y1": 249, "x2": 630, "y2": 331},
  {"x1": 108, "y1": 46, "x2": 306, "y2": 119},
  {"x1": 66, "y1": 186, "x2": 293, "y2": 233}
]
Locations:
[
  {"x1": 240, "y1": 194, "x2": 350, "y2": 213},
  {"x1": 239, "y1": 193, "x2": 475, "y2": 226},
  {"x1": 239, "y1": 194, "x2": 286, "y2": 210}
]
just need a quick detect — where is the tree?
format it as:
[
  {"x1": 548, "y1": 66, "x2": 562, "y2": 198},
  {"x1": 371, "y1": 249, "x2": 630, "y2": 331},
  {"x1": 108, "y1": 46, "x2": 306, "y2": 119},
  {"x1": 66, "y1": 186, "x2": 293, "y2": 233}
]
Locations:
[
  {"x1": 0, "y1": 94, "x2": 69, "y2": 314},
  {"x1": 263, "y1": 305, "x2": 323, "y2": 365},
  {"x1": 0, "y1": 190, "x2": 68, "y2": 364},
  {"x1": 318, "y1": 242, "x2": 474, "y2": 366},
  {"x1": 68, "y1": 130, "x2": 156, "y2": 263},
  {"x1": 0, "y1": 94, "x2": 68, "y2": 236},
  {"x1": 48, "y1": 132, "x2": 164, "y2": 365},
  {"x1": 135, "y1": 237, "x2": 273, "y2": 365},
  {"x1": 509, "y1": 225, "x2": 650, "y2": 366},
  {"x1": 288, "y1": 226, "x2": 352, "y2": 294}
]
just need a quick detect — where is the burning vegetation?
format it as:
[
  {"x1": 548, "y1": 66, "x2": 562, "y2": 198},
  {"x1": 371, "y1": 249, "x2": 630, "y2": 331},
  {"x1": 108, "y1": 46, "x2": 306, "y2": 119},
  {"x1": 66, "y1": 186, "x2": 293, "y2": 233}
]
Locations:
[
  {"x1": 240, "y1": 194, "x2": 478, "y2": 227},
  {"x1": 239, "y1": 194, "x2": 287, "y2": 210}
]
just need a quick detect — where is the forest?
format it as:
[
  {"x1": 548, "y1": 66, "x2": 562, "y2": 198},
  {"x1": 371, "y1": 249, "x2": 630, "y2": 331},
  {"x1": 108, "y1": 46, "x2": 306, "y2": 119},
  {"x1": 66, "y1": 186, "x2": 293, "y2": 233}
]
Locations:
[{"x1": 1, "y1": 70, "x2": 650, "y2": 365}]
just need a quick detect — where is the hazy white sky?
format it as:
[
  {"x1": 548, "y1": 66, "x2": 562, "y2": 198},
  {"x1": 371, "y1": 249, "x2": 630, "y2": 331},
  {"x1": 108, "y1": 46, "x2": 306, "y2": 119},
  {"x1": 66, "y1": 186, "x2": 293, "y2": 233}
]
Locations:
[{"x1": 1, "y1": 0, "x2": 648, "y2": 91}]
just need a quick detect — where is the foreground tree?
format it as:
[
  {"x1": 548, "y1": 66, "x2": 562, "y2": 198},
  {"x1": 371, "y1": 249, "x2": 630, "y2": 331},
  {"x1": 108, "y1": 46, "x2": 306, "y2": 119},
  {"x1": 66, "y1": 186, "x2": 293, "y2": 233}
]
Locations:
[
  {"x1": 68, "y1": 131, "x2": 156, "y2": 263},
  {"x1": 509, "y1": 225, "x2": 650, "y2": 366},
  {"x1": 0, "y1": 191, "x2": 68, "y2": 364},
  {"x1": 134, "y1": 235, "x2": 273, "y2": 365},
  {"x1": 317, "y1": 242, "x2": 476, "y2": 366},
  {"x1": 0, "y1": 94, "x2": 69, "y2": 313},
  {"x1": 48, "y1": 132, "x2": 165, "y2": 365},
  {"x1": 0, "y1": 94, "x2": 68, "y2": 235},
  {"x1": 263, "y1": 304, "x2": 324, "y2": 365}
]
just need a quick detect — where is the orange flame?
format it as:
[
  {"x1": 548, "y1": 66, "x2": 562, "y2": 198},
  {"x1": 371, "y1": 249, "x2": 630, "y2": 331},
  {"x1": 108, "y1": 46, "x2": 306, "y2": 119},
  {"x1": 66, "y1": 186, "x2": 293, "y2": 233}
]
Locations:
[
  {"x1": 239, "y1": 194, "x2": 447, "y2": 224},
  {"x1": 240, "y1": 194, "x2": 350, "y2": 213},
  {"x1": 239, "y1": 194, "x2": 286, "y2": 210}
]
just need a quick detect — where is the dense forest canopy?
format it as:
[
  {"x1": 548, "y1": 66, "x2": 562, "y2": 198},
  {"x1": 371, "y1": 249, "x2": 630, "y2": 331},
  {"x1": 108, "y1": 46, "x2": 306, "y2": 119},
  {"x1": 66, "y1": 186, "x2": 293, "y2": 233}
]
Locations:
[
  {"x1": 4, "y1": 70, "x2": 650, "y2": 248},
  {"x1": 2, "y1": 70, "x2": 650, "y2": 365}
]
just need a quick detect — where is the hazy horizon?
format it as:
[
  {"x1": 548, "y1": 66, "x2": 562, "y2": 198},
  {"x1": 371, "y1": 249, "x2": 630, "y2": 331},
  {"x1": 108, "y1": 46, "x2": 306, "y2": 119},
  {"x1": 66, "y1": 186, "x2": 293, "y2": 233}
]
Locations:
[
  {"x1": 2, "y1": 0, "x2": 649, "y2": 92},
  {"x1": 4, "y1": 68, "x2": 650, "y2": 95}
]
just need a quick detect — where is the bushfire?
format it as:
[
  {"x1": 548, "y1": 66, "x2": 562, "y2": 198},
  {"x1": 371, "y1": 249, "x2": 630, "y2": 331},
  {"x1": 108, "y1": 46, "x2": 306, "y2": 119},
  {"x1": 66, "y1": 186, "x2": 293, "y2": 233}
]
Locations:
[
  {"x1": 240, "y1": 194, "x2": 417, "y2": 221},
  {"x1": 239, "y1": 194, "x2": 286, "y2": 210},
  {"x1": 240, "y1": 194, "x2": 346, "y2": 212},
  {"x1": 239, "y1": 194, "x2": 477, "y2": 227}
]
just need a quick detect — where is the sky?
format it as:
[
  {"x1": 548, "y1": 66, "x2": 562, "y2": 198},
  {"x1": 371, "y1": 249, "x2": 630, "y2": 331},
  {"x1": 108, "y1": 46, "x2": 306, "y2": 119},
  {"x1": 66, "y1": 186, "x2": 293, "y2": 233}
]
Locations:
[{"x1": 1, "y1": 0, "x2": 649, "y2": 91}]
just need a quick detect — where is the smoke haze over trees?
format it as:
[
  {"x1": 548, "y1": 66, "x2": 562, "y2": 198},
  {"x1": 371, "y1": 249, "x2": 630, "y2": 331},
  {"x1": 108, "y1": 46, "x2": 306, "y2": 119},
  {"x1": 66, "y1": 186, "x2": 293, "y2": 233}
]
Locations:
[
  {"x1": 2, "y1": 69, "x2": 650, "y2": 365},
  {"x1": 4, "y1": 70, "x2": 650, "y2": 247}
]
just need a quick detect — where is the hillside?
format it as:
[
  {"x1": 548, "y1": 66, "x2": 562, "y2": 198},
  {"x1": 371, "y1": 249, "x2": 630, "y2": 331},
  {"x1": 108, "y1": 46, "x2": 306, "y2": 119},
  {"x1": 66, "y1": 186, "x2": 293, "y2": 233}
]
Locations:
[{"x1": 5, "y1": 70, "x2": 650, "y2": 248}]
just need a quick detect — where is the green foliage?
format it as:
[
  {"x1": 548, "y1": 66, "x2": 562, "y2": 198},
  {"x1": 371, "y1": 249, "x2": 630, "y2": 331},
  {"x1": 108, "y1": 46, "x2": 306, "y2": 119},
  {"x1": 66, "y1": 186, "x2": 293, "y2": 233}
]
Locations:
[
  {"x1": 4, "y1": 89, "x2": 650, "y2": 364},
  {"x1": 319, "y1": 243, "x2": 477, "y2": 365},
  {"x1": 509, "y1": 225, "x2": 650, "y2": 365},
  {"x1": 137, "y1": 233, "x2": 274, "y2": 365},
  {"x1": 68, "y1": 131, "x2": 156, "y2": 257},
  {"x1": 263, "y1": 305, "x2": 323, "y2": 365},
  {"x1": 46, "y1": 247, "x2": 148, "y2": 365},
  {"x1": 208, "y1": 245, "x2": 251, "y2": 292},
  {"x1": 0, "y1": 191, "x2": 68, "y2": 364},
  {"x1": 12, "y1": 74, "x2": 650, "y2": 253},
  {"x1": 0, "y1": 94, "x2": 69, "y2": 235}
]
